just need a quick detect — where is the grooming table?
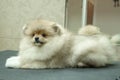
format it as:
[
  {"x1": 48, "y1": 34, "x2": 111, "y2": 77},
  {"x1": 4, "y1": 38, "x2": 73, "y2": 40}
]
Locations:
[{"x1": 0, "y1": 50, "x2": 120, "y2": 80}]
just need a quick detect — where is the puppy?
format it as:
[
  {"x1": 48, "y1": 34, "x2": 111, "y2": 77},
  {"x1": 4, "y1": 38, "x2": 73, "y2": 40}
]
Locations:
[{"x1": 5, "y1": 19, "x2": 118, "y2": 69}]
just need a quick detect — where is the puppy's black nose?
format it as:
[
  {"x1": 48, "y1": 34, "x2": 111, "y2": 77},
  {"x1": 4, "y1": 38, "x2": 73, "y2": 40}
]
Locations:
[{"x1": 35, "y1": 37, "x2": 39, "y2": 42}]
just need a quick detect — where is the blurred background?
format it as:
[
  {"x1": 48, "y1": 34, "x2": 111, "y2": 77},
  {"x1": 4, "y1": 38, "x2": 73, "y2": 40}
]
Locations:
[
  {"x1": 0, "y1": 0, "x2": 65, "y2": 50},
  {"x1": 0, "y1": 0, "x2": 120, "y2": 51}
]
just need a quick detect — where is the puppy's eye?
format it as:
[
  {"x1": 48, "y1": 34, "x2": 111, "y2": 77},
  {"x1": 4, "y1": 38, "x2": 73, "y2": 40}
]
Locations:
[
  {"x1": 32, "y1": 34, "x2": 35, "y2": 36},
  {"x1": 41, "y1": 33, "x2": 47, "y2": 37}
]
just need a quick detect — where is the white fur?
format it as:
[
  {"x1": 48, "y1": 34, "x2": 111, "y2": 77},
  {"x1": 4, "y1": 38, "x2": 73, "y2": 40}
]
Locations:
[
  {"x1": 78, "y1": 25, "x2": 101, "y2": 35},
  {"x1": 5, "y1": 34, "x2": 118, "y2": 68},
  {"x1": 5, "y1": 56, "x2": 20, "y2": 68},
  {"x1": 71, "y1": 35, "x2": 117, "y2": 67},
  {"x1": 111, "y1": 34, "x2": 120, "y2": 45},
  {"x1": 19, "y1": 34, "x2": 68, "y2": 61}
]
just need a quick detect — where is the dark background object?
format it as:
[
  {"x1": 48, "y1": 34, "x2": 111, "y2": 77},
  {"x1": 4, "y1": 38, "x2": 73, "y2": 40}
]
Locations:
[{"x1": 113, "y1": 0, "x2": 119, "y2": 7}]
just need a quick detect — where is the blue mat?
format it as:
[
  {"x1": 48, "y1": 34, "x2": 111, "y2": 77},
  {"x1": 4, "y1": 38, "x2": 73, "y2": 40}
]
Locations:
[{"x1": 0, "y1": 50, "x2": 120, "y2": 80}]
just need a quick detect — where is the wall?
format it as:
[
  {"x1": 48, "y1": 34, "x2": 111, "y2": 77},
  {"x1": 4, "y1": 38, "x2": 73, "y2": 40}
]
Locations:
[
  {"x1": 93, "y1": 0, "x2": 120, "y2": 35},
  {"x1": 66, "y1": 0, "x2": 82, "y2": 33},
  {"x1": 0, "y1": 0, "x2": 65, "y2": 51}
]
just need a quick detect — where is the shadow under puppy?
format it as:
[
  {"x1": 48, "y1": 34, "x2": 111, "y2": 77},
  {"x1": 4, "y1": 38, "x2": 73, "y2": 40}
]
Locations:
[{"x1": 5, "y1": 19, "x2": 118, "y2": 69}]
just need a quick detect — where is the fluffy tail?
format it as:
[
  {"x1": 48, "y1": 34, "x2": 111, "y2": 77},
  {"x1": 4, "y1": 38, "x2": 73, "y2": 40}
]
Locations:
[
  {"x1": 78, "y1": 25, "x2": 101, "y2": 36},
  {"x1": 111, "y1": 34, "x2": 120, "y2": 46},
  {"x1": 78, "y1": 25, "x2": 120, "y2": 46}
]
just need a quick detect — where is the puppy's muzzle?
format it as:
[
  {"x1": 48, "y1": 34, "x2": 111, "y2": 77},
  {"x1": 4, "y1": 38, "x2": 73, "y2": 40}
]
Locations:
[{"x1": 34, "y1": 37, "x2": 44, "y2": 44}]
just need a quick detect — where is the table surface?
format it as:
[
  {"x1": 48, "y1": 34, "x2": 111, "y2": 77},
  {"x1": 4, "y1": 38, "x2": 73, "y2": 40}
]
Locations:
[{"x1": 0, "y1": 50, "x2": 120, "y2": 80}]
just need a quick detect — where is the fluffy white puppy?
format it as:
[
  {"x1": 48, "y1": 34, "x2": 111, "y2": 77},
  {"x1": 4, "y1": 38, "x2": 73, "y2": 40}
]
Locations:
[{"x1": 5, "y1": 19, "x2": 118, "y2": 69}]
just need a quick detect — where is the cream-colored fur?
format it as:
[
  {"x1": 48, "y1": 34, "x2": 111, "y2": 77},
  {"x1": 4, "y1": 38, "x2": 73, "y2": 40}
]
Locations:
[
  {"x1": 78, "y1": 25, "x2": 101, "y2": 36},
  {"x1": 5, "y1": 20, "x2": 118, "y2": 69},
  {"x1": 111, "y1": 34, "x2": 120, "y2": 45}
]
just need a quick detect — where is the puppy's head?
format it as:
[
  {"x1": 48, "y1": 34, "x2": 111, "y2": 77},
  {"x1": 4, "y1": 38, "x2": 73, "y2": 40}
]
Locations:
[{"x1": 23, "y1": 19, "x2": 65, "y2": 46}]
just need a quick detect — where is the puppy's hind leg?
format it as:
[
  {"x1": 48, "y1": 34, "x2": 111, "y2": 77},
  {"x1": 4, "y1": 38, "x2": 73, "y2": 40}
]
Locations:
[{"x1": 79, "y1": 53, "x2": 108, "y2": 67}]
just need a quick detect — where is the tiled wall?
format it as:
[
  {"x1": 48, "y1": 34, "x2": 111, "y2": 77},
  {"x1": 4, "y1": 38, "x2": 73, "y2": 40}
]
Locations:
[{"x1": 0, "y1": 0, "x2": 65, "y2": 51}]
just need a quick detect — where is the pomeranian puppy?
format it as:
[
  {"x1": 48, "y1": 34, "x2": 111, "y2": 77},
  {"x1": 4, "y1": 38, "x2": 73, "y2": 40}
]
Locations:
[{"x1": 5, "y1": 19, "x2": 118, "y2": 69}]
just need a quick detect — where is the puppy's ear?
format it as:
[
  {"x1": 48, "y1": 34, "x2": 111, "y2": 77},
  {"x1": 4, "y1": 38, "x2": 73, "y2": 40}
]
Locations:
[
  {"x1": 22, "y1": 24, "x2": 28, "y2": 34},
  {"x1": 52, "y1": 23, "x2": 65, "y2": 35}
]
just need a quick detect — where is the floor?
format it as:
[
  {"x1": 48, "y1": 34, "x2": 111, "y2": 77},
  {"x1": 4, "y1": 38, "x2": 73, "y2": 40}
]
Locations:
[{"x1": 0, "y1": 50, "x2": 120, "y2": 80}]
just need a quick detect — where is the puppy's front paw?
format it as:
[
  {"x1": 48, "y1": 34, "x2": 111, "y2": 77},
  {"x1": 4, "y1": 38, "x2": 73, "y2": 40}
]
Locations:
[{"x1": 5, "y1": 56, "x2": 21, "y2": 68}]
